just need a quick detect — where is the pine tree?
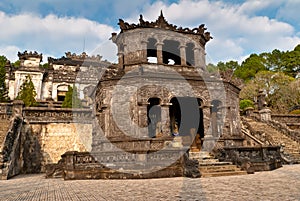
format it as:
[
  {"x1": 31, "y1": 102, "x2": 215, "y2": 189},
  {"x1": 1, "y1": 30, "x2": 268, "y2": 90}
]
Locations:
[
  {"x1": 16, "y1": 75, "x2": 37, "y2": 107},
  {"x1": 62, "y1": 85, "x2": 82, "y2": 108},
  {"x1": 0, "y1": 56, "x2": 9, "y2": 102}
]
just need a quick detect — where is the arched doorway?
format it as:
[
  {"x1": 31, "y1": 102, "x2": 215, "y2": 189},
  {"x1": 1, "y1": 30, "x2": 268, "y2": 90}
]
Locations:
[{"x1": 169, "y1": 97, "x2": 204, "y2": 149}]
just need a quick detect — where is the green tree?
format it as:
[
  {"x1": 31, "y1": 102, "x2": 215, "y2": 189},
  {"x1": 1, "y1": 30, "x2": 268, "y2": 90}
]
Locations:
[
  {"x1": 240, "y1": 99, "x2": 254, "y2": 111},
  {"x1": 234, "y1": 54, "x2": 267, "y2": 81},
  {"x1": 240, "y1": 71, "x2": 295, "y2": 113},
  {"x1": 12, "y1": 60, "x2": 20, "y2": 68},
  {"x1": 16, "y1": 75, "x2": 37, "y2": 107},
  {"x1": 62, "y1": 85, "x2": 82, "y2": 108},
  {"x1": 0, "y1": 56, "x2": 9, "y2": 102}
]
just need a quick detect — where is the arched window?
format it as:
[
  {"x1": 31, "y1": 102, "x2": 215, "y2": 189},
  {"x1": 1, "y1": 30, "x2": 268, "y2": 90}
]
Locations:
[
  {"x1": 57, "y1": 85, "x2": 69, "y2": 101},
  {"x1": 162, "y1": 40, "x2": 180, "y2": 65},
  {"x1": 147, "y1": 38, "x2": 158, "y2": 63}
]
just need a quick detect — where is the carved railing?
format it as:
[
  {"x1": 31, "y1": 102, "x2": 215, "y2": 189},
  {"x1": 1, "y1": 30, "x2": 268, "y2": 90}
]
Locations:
[
  {"x1": 0, "y1": 116, "x2": 23, "y2": 180},
  {"x1": 23, "y1": 107, "x2": 92, "y2": 123},
  {"x1": 267, "y1": 119, "x2": 300, "y2": 144},
  {"x1": 221, "y1": 146, "x2": 282, "y2": 172}
]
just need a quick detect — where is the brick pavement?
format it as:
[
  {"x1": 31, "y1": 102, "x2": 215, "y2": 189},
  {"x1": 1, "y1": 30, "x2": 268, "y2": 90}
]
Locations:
[{"x1": 0, "y1": 165, "x2": 299, "y2": 201}]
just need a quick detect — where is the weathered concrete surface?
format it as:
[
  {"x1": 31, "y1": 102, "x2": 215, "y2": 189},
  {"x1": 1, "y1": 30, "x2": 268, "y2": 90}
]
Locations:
[{"x1": 0, "y1": 165, "x2": 299, "y2": 201}]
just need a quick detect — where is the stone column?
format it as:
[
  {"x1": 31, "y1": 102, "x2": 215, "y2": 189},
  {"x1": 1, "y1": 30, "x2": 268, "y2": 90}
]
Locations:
[
  {"x1": 160, "y1": 104, "x2": 171, "y2": 137},
  {"x1": 193, "y1": 47, "x2": 201, "y2": 67},
  {"x1": 199, "y1": 48, "x2": 206, "y2": 69},
  {"x1": 156, "y1": 42, "x2": 164, "y2": 65},
  {"x1": 141, "y1": 40, "x2": 148, "y2": 63},
  {"x1": 138, "y1": 103, "x2": 149, "y2": 137},
  {"x1": 179, "y1": 45, "x2": 187, "y2": 66}
]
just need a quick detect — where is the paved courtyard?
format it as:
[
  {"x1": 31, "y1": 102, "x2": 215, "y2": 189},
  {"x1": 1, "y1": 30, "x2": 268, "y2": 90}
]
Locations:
[{"x1": 0, "y1": 165, "x2": 299, "y2": 201}]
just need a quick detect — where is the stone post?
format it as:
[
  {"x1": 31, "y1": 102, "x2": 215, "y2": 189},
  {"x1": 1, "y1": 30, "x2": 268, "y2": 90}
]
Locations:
[
  {"x1": 12, "y1": 100, "x2": 24, "y2": 118},
  {"x1": 156, "y1": 42, "x2": 164, "y2": 65},
  {"x1": 259, "y1": 108, "x2": 272, "y2": 122},
  {"x1": 179, "y1": 45, "x2": 187, "y2": 66}
]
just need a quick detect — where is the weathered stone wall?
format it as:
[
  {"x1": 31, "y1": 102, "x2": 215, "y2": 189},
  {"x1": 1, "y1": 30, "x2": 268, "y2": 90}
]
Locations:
[
  {"x1": 23, "y1": 107, "x2": 93, "y2": 172},
  {"x1": 271, "y1": 114, "x2": 300, "y2": 130}
]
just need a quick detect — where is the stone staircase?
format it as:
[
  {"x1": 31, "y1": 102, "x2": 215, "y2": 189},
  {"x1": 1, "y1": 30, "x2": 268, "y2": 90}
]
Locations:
[
  {"x1": 245, "y1": 118, "x2": 300, "y2": 164},
  {"x1": 190, "y1": 152, "x2": 248, "y2": 177}
]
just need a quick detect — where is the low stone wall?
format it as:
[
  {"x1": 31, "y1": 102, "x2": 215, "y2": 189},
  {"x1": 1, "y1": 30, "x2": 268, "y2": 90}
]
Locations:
[
  {"x1": 221, "y1": 146, "x2": 282, "y2": 172},
  {"x1": 271, "y1": 114, "x2": 300, "y2": 130},
  {"x1": 271, "y1": 114, "x2": 300, "y2": 124},
  {"x1": 23, "y1": 107, "x2": 93, "y2": 173}
]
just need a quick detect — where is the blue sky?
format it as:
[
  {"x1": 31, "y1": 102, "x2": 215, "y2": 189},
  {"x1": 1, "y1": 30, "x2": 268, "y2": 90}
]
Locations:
[{"x1": 0, "y1": 0, "x2": 299, "y2": 64}]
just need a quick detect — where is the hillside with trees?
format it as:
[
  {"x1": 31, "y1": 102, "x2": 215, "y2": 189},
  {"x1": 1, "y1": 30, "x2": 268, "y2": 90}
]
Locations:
[{"x1": 208, "y1": 44, "x2": 300, "y2": 114}]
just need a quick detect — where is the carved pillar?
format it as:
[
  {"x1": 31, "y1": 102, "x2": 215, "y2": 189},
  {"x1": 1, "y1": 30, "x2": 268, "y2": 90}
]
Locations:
[
  {"x1": 202, "y1": 105, "x2": 211, "y2": 138},
  {"x1": 211, "y1": 108, "x2": 218, "y2": 138},
  {"x1": 141, "y1": 40, "x2": 148, "y2": 63},
  {"x1": 193, "y1": 47, "x2": 201, "y2": 68},
  {"x1": 156, "y1": 42, "x2": 164, "y2": 64},
  {"x1": 138, "y1": 103, "x2": 149, "y2": 137},
  {"x1": 161, "y1": 103, "x2": 171, "y2": 137},
  {"x1": 199, "y1": 48, "x2": 206, "y2": 69},
  {"x1": 179, "y1": 45, "x2": 187, "y2": 66}
]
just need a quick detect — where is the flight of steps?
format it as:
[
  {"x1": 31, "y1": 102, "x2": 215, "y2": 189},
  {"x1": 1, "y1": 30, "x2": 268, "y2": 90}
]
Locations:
[
  {"x1": 245, "y1": 118, "x2": 300, "y2": 164},
  {"x1": 190, "y1": 152, "x2": 248, "y2": 177}
]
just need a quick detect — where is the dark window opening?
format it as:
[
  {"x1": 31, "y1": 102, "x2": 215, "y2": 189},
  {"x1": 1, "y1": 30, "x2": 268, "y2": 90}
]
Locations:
[
  {"x1": 162, "y1": 40, "x2": 181, "y2": 65},
  {"x1": 186, "y1": 43, "x2": 195, "y2": 66},
  {"x1": 147, "y1": 38, "x2": 158, "y2": 63}
]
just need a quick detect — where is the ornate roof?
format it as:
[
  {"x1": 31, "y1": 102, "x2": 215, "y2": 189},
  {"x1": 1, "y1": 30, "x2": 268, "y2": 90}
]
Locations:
[
  {"x1": 118, "y1": 11, "x2": 212, "y2": 42},
  {"x1": 18, "y1": 51, "x2": 42, "y2": 60},
  {"x1": 48, "y1": 52, "x2": 108, "y2": 67}
]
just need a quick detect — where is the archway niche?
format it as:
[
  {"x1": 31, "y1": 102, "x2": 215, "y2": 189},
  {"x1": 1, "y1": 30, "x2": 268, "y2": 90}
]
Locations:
[
  {"x1": 147, "y1": 38, "x2": 158, "y2": 64},
  {"x1": 186, "y1": 43, "x2": 195, "y2": 66},
  {"x1": 147, "y1": 97, "x2": 162, "y2": 138},
  {"x1": 57, "y1": 85, "x2": 69, "y2": 101},
  {"x1": 162, "y1": 40, "x2": 181, "y2": 65},
  {"x1": 169, "y1": 97, "x2": 204, "y2": 139}
]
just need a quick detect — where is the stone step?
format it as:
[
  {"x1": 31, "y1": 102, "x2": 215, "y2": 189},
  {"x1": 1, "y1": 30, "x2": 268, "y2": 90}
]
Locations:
[
  {"x1": 199, "y1": 165, "x2": 240, "y2": 172},
  {"x1": 201, "y1": 170, "x2": 248, "y2": 178}
]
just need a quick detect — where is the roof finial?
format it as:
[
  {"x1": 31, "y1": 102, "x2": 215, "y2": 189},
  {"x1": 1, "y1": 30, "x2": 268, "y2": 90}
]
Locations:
[{"x1": 160, "y1": 10, "x2": 164, "y2": 17}]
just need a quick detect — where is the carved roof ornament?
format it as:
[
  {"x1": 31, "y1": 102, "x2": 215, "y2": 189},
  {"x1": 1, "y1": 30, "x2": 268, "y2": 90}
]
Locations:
[
  {"x1": 18, "y1": 50, "x2": 43, "y2": 60},
  {"x1": 118, "y1": 10, "x2": 212, "y2": 43}
]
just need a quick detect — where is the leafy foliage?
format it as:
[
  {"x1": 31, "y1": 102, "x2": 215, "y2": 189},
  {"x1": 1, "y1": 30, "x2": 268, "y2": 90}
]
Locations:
[
  {"x1": 240, "y1": 71, "x2": 296, "y2": 113},
  {"x1": 240, "y1": 99, "x2": 254, "y2": 111},
  {"x1": 62, "y1": 85, "x2": 82, "y2": 108},
  {"x1": 0, "y1": 56, "x2": 9, "y2": 102},
  {"x1": 16, "y1": 75, "x2": 37, "y2": 107},
  {"x1": 12, "y1": 60, "x2": 20, "y2": 68},
  {"x1": 290, "y1": 110, "x2": 300, "y2": 115}
]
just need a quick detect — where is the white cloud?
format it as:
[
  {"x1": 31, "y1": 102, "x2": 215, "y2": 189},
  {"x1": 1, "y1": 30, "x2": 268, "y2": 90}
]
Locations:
[
  {"x1": 126, "y1": 0, "x2": 300, "y2": 63},
  {"x1": 0, "y1": 12, "x2": 118, "y2": 62}
]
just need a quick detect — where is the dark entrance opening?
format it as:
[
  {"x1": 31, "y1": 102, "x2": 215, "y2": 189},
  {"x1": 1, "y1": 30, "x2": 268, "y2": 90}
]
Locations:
[
  {"x1": 169, "y1": 97, "x2": 204, "y2": 140},
  {"x1": 147, "y1": 98, "x2": 161, "y2": 138}
]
